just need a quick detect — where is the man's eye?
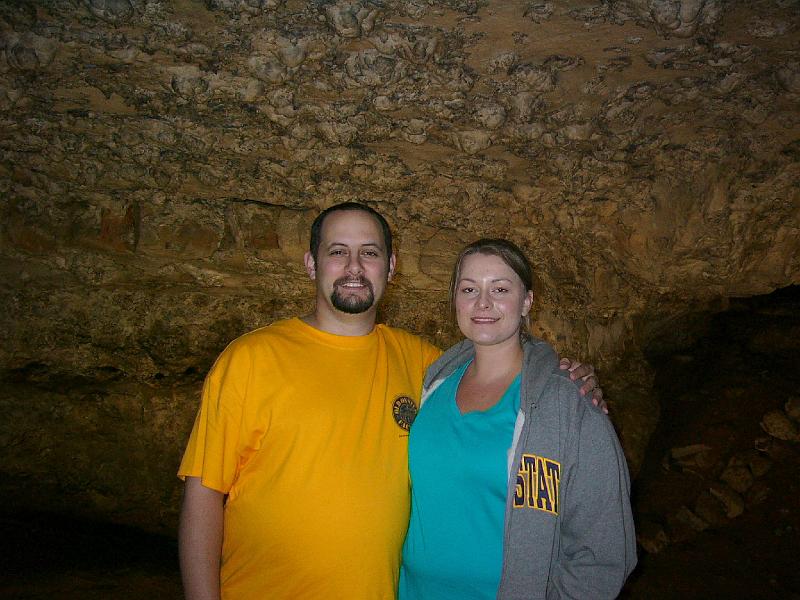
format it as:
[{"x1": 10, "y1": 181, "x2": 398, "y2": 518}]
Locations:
[
  {"x1": 330, "y1": 249, "x2": 346, "y2": 256},
  {"x1": 362, "y1": 250, "x2": 379, "y2": 257}
]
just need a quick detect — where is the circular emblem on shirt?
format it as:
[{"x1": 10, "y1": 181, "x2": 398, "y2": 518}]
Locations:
[{"x1": 392, "y1": 396, "x2": 417, "y2": 431}]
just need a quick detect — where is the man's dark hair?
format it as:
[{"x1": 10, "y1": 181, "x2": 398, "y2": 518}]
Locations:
[{"x1": 309, "y1": 202, "x2": 393, "y2": 263}]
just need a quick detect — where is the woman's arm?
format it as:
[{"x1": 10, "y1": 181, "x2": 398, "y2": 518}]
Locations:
[{"x1": 547, "y1": 402, "x2": 637, "y2": 599}]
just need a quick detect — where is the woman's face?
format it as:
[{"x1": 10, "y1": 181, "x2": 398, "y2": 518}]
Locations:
[{"x1": 454, "y1": 252, "x2": 533, "y2": 349}]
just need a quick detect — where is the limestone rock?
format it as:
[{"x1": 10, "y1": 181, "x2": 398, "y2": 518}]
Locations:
[
  {"x1": 450, "y1": 129, "x2": 493, "y2": 155},
  {"x1": 760, "y1": 410, "x2": 800, "y2": 442},
  {"x1": 754, "y1": 436, "x2": 773, "y2": 453},
  {"x1": 745, "y1": 481, "x2": 771, "y2": 508},
  {"x1": 776, "y1": 63, "x2": 800, "y2": 94},
  {"x1": 209, "y1": 0, "x2": 283, "y2": 15},
  {"x1": 86, "y1": 0, "x2": 134, "y2": 24},
  {"x1": 785, "y1": 396, "x2": 800, "y2": 422},
  {"x1": 748, "y1": 17, "x2": 792, "y2": 39},
  {"x1": 637, "y1": 520, "x2": 670, "y2": 554},
  {"x1": 719, "y1": 465, "x2": 753, "y2": 494},
  {"x1": 728, "y1": 449, "x2": 773, "y2": 479},
  {"x1": 610, "y1": 0, "x2": 723, "y2": 38},
  {"x1": 0, "y1": 32, "x2": 57, "y2": 71},
  {"x1": 325, "y1": 1, "x2": 381, "y2": 38},
  {"x1": 694, "y1": 490, "x2": 729, "y2": 528},
  {"x1": 523, "y1": 3, "x2": 554, "y2": 24},
  {"x1": 664, "y1": 444, "x2": 715, "y2": 473},
  {"x1": 709, "y1": 483, "x2": 745, "y2": 519},
  {"x1": 666, "y1": 506, "x2": 708, "y2": 543}
]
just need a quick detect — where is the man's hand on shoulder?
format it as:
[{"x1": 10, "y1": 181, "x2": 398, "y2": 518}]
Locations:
[{"x1": 559, "y1": 358, "x2": 607, "y2": 414}]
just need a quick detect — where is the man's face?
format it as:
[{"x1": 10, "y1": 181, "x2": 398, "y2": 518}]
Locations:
[{"x1": 305, "y1": 210, "x2": 395, "y2": 316}]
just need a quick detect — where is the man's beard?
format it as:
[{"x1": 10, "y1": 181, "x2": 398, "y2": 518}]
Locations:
[{"x1": 331, "y1": 276, "x2": 376, "y2": 314}]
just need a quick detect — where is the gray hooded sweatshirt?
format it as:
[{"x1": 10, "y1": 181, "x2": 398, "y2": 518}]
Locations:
[{"x1": 420, "y1": 336, "x2": 637, "y2": 600}]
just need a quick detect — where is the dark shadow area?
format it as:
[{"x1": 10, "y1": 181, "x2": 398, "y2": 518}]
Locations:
[
  {"x1": 622, "y1": 285, "x2": 800, "y2": 599},
  {"x1": 0, "y1": 511, "x2": 182, "y2": 599}
]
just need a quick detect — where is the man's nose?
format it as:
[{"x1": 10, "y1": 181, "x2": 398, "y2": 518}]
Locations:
[{"x1": 346, "y1": 254, "x2": 364, "y2": 274}]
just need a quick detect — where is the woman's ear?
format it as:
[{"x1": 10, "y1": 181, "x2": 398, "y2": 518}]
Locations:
[{"x1": 522, "y1": 290, "x2": 533, "y2": 316}]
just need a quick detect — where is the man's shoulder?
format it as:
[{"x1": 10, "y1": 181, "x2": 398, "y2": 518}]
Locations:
[
  {"x1": 222, "y1": 318, "x2": 300, "y2": 354},
  {"x1": 376, "y1": 323, "x2": 420, "y2": 341},
  {"x1": 376, "y1": 324, "x2": 440, "y2": 354}
]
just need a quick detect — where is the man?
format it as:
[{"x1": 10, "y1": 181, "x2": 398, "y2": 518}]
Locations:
[{"x1": 178, "y1": 202, "x2": 601, "y2": 599}]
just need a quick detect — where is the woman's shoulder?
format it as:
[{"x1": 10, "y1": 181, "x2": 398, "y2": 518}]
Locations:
[{"x1": 541, "y1": 365, "x2": 608, "y2": 425}]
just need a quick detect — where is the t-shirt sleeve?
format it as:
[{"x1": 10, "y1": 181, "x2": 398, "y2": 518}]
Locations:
[
  {"x1": 177, "y1": 341, "x2": 256, "y2": 493},
  {"x1": 421, "y1": 338, "x2": 443, "y2": 371}
]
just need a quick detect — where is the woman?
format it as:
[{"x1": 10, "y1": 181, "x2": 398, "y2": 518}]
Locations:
[{"x1": 400, "y1": 239, "x2": 636, "y2": 600}]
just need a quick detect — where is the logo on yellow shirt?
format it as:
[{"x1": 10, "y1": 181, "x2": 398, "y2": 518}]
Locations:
[
  {"x1": 392, "y1": 396, "x2": 417, "y2": 431},
  {"x1": 513, "y1": 453, "x2": 561, "y2": 515}
]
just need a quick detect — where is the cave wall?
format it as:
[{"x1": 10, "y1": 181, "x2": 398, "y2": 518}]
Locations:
[{"x1": 0, "y1": 0, "x2": 798, "y2": 533}]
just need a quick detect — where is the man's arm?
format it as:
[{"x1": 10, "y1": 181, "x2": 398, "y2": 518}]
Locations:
[
  {"x1": 179, "y1": 476, "x2": 225, "y2": 600},
  {"x1": 559, "y1": 358, "x2": 606, "y2": 413}
]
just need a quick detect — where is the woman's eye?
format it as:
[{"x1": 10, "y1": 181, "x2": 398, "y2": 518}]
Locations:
[
  {"x1": 461, "y1": 287, "x2": 475, "y2": 294},
  {"x1": 494, "y1": 287, "x2": 508, "y2": 294}
]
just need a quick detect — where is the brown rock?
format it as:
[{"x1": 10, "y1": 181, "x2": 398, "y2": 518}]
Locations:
[
  {"x1": 719, "y1": 465, "x2": 754, "y2": 494},
  {"x1": 760, "y1": 410, "x2": 800, "y2": 442},
  {"x1": 747, "y1": 454, "x2": 773, "y2": 478},
  {"x1": 694, "y1": 491, "x2": 729, "y2": 528},
  {"x1": 754, "y1": 436, "x2": 773, "y2": 453},
  {"x1": 637, "y1": 520, "x2": 670, "y2": 554},
  {"x1": 785, "y1": 397, "x2": 800, "y2": 422},
  {"x1": 726, "y1": 449, "x2": 772, "y2": 478},
  {"x1": 666, "y1": 506, "x2": 708, "y2": 543},
  {"x1": 709, "y1": 484, "x2": 745, "y2": 519},
  {"x1": 666, "y1": 444, "x2": 716, "y2": 472},
  {"x1": 610, "y1": 0, "x2": 724, "y2": 38},
  {"x1": 745, "y1": 481, "x2": 771, "y2": 508}
]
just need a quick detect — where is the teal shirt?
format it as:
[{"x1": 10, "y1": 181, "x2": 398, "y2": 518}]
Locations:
[{"x1": 400, "y1": 361, "x2": 522, "y2": 600}]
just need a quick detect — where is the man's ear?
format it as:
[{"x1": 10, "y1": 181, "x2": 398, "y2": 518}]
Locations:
[
  {"x1": 304, "y1": 251, "x2": 316, "y2": 280},
  {"x1": 522, "y1": 290, "x2": 533, "y2": 316},
  {"x1": 387, "y1": 253, "x2": 397, "y2": 281}
]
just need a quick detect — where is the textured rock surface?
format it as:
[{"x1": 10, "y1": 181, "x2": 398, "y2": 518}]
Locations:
[{"x1": 0, "y1": 0, "x2": 798, "y2": 533}]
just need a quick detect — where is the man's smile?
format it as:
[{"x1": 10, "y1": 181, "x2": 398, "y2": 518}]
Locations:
[{"x1": 335, "y1": 276, "x2": 372, "y2": 290}]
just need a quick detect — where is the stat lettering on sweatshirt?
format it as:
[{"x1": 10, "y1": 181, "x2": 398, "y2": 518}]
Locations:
[{"x1": 513, "y1": 454, "x2": 561, "y2": 515}]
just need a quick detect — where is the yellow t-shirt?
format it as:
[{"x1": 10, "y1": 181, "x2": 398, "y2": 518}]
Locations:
[{"x1": 178, "y1": 317, "x2": 441, "y2": 599}]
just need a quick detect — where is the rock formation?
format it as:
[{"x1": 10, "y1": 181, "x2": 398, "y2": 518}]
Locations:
[{"x1": 0, "y1": 0, "x2": 798, "y2": 533}]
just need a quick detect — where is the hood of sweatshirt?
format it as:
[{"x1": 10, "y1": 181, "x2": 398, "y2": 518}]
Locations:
[{"x1": 421, "y1": 335, "x2": 560, "y2": 416}]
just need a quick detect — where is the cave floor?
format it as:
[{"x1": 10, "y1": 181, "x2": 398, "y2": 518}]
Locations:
[
  {"x1": 621, "y1": 292, "x2": 800, "y2": 600},
  {"x1": 0, "y1": 512, "x2": 181, "y2": 599},
  {"x1": 2, "y1": 297, "x2": 799, "y2": 599}
]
